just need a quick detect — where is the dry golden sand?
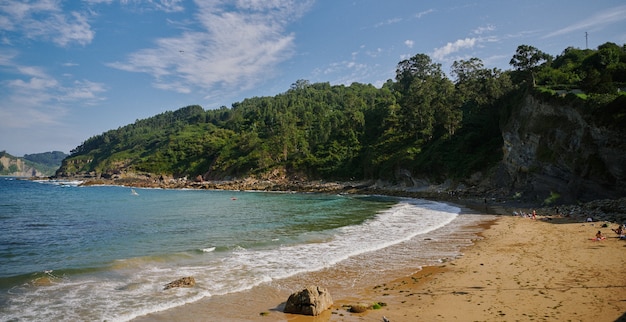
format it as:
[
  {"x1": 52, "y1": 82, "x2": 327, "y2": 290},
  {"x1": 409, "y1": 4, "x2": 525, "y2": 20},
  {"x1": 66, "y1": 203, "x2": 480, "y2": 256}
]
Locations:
[
  {"x1": 327, "y1": 215, "x2": 626, "y2": 322},
  {"x1": 135, "y1": 215, "x2": 626, "y2": 322}
]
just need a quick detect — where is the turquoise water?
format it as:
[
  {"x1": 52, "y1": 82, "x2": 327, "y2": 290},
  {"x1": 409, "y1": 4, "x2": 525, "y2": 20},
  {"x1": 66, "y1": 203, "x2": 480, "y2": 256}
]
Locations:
[{"x1": 0, "y1": 177, "x2": 478, "y2": 321}]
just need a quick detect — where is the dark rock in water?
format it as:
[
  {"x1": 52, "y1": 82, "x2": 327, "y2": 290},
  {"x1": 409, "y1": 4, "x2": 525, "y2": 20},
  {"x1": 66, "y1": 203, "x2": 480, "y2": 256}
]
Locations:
[
  {"x1": 163, "y1": 276, "x2": 195, "y2": 290},
  {"x1": 284, "y1": 285, "x2": 333, "y2": 316}
]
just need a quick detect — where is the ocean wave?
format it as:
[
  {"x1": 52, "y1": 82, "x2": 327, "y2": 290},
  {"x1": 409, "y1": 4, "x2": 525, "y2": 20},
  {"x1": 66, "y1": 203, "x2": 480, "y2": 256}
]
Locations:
[
  {"x1": 0, "y1": 197, "x2": 460, "y2": 322},
  {"x1": 33, "y1": 179, "x2": 84, "y2": 187}
]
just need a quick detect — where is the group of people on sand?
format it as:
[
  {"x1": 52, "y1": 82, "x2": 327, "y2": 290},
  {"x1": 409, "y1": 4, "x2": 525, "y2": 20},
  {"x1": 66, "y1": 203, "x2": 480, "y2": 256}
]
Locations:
[
  {"x1": 514, "y1": 209, "x2": 537, "y2": 220},
  {"x1": 593, "y1": 224, "x2": 626, "y2": 241}
]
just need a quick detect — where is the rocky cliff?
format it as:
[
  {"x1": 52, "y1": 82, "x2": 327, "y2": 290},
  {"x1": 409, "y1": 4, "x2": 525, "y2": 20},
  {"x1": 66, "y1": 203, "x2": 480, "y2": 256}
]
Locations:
[
  {"x1": 495, "y1": 94, "x2": 626, "y2": 204},
  {"x1": 0, "y1": 155, "x2": 45, "y2": 177}
]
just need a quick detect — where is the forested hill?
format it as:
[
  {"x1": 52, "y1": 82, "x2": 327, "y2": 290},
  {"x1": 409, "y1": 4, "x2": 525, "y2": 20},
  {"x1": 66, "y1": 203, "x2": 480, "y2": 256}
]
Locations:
[{"x1": 57, "y1": 42, "x2": 626, "y2": 203}]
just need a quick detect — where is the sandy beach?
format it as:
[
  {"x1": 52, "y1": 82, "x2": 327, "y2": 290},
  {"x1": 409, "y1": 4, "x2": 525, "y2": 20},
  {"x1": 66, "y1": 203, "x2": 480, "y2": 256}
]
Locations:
[
  {"x1": 135, "y1": 209, "x2": 626, "y2": 322},
  {"x1": 343, "y1": 214, "x2": 626, "y2": 322}
]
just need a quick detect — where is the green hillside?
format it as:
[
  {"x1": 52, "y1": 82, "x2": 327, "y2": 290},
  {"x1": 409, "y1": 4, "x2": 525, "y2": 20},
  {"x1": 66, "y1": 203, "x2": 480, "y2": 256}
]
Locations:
[
  {"x1": 58, "y1": 43, "x2": 626, "y2": 188},
  {"x1": 1, "y1": 151, "x2": 67, "y2": 176}
]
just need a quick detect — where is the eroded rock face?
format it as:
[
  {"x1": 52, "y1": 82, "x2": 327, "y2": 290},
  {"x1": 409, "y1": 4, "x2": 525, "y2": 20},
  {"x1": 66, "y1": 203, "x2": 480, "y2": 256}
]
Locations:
[
  {"x1": 163, "y1": 276, "x2": 195, "y2": 290},
  {"x1": 0, "y1": 155, "x2": 45, "y2": 177},
  {"x1": 499, "y1": 95, "x2": 626, "y2": 203},
  {"x1": 284, "y1": 285, "x2": 333, "y2": 316}
]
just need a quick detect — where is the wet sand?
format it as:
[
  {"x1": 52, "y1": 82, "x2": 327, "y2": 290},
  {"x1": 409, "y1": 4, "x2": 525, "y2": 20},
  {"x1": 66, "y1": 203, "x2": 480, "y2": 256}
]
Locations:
[{"x1": 134, "y1": 212, "x2": 626, "y2": 322}]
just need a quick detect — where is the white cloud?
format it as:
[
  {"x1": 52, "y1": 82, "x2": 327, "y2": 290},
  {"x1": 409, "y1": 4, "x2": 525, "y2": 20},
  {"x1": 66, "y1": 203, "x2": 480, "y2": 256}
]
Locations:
[
  {"x1": 0, "y1": 0, "x2": 95, "y2": 46},
  {"x1": 314, "y1": 59, "x2": 370, "y2": 86},
  {"x1": 374, "y1": 17, "x2": 403, "y2": 28},
  {"x1": 544, "y1": 5, "x2": 626, "y2": 38},
  {"x1": 311, "y1": 45, "x2": 381, "y2": 86},
  {"x1": 473, "y1": 24, "x2": 495, "y2": 35},
  {"x1": 432, "y1": 38, "x2": 477, "y2": 61},
  {"x1": 64, "y1": 80, "x2": 107, "y2": 103},
  {"x1": 0, "y1": 54, "x2": 106, "y2": 129},
  {"x1": 365, "y1": 47, "x2": 383, "y2": 58},
  {"x1": 404, "y1": 40, "x2": 414, "y2": 48},
  {"x1": 415, "y1": 9, "x2": 434, "y2": 19},
  {"x1": 83, "y1": 0, "x2": 115, "y2": 4},
  {"x1": 108, "y1": 0, "x2": 313, "y2": 95},
  {"x1": 148, "y1": 0, "x2": 184, "y2": 12},
  {"x1": 84, "y1": 0, "x2": 185, "y2": 12}
]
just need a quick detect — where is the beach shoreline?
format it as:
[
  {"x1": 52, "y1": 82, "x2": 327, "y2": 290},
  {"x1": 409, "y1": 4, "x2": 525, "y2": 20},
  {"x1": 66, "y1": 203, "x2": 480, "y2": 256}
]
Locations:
[
  {"x1": 131, "y1": 202, "x2": 495, "y2": 322},
  {"x1": 132, "y1": 202, "x2": 626, "y2": 322},
  {"x1": 27, "y1": 176, "x2": 626, "y2": 321}
]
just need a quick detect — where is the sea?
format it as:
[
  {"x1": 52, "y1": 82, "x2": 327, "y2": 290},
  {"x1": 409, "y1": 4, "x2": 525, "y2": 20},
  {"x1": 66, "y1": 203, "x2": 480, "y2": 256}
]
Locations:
[{"x1": 0, "y1": 177, "x2": 493, "y2": 321}]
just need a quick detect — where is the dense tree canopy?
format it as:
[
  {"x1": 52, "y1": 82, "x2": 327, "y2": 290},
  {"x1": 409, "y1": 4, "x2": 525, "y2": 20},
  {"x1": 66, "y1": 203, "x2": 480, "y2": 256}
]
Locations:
[
  {"x1": 23, "y1": 151, "x2": 68, "y2": 167},
  {"x1": 60, "y1": 42, "x2": 625, "y2": 182}
]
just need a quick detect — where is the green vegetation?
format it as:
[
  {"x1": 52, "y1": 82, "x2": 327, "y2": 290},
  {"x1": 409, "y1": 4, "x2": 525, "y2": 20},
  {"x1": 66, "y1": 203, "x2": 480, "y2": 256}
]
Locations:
[
  {"x1": 23, "y1": 151, "x2": 67, "y2": 167},
  {"x1": 371, "y1": 302, "x2": 386, "y2": 310},
  {"x1": 544, "y1": 191, "x2": 561, "y2": 205},
  {"x1": 60, "y1": 42, "x2": 626, "y2": 182},
  {"x1": 8, "y1": 164, "x2": 18, "y2": 173},
  {"x1": 23, "y1": 151, "x2": 68, "y2": 175},
  {"x1": 1, "y1": 150, "x2": 66, "y2": 176}
]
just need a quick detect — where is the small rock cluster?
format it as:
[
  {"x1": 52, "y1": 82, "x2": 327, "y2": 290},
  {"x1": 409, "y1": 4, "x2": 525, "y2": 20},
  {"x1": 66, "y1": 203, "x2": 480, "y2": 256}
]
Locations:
[{"x1": 163, "y1": 276, "x2": 195, "y2": 290}]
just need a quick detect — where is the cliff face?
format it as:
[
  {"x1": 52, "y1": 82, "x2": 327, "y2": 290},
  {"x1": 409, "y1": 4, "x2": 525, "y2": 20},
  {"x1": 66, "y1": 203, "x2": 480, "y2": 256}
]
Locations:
[
  {"x1": 55, "y1": 158, "x2": 95, "y2": 178},
  {"x1": 496, "y1": 95, "x2": 626, "y2": 203},
  {"x1": 0, "y1": 155, "x2": 45, "y2": 177}
]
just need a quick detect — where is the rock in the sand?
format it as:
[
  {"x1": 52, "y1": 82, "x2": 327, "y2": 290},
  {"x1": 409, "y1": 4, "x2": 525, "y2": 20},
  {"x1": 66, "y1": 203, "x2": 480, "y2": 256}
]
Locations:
[
  {"x1": 349, "y1": 303, "x2": 369, "y2": 313},
  {"x1": 284, "y1": 285, "x2": 333, "y2": 316},
  {"x1": 163, "y1": 276, "x2": 195, "y2": 290}
]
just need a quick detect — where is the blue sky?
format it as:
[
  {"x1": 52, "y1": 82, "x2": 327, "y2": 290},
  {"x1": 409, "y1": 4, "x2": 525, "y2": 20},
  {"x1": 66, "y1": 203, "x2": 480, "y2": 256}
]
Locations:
[{"x1": 1, "y1": 0, "x2": 625, "y2": 156}]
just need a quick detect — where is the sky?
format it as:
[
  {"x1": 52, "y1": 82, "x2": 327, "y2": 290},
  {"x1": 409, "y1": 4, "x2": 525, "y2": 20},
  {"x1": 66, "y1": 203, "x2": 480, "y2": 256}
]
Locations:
[{"x1": 1, "y1": 1, "x2": 625, "y2": 156}]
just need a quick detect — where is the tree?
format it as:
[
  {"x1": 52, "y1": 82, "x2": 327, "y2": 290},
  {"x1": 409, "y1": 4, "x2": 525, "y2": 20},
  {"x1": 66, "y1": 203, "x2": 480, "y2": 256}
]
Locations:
[
  {"x1": 394, "y1": 54, "x2": 453, "y2": 143},
  {"x1": 579, "y1": 42, "x2": 624, "y2": 93},
  {"x1": 290, "y1": 79, "x2": 310, "y2": 91},
  {"x1": 452, "y1": 58, "x2": 512, "y2": 107},
  {"x1": 509, "y1": 45, "x2": 552, "y2": 87}
]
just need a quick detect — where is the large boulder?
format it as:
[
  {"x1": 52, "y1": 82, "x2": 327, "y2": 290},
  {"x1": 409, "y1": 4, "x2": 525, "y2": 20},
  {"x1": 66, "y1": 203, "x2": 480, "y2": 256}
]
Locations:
[
  {"x1": 163, "y1": 276, "x2": 195, "y2": 290},
  {"x1": 283, "y1": 285, "x2": 333, "y2": 316}
]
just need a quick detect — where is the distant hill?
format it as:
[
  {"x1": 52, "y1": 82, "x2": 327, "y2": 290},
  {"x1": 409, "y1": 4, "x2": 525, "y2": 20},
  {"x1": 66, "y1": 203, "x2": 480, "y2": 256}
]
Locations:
[
  {"x1": 0, "y1": 151, "x2": 68, "y2": 177},
  {"x1": 23, "y1": 151, "x2": 67, "y2": 168}
]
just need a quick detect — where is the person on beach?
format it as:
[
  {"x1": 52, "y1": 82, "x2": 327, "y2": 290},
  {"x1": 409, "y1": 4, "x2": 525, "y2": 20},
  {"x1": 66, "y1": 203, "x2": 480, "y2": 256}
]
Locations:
[
  {"x1": 611, "y1": 225, "x2": 624, "y2": 238},
  {"x1": 594, "y1": 231, "x2": 606, "y2": 241},
  {"x1": 532, "y1": 209, "x2": 536, "y2": 220}
]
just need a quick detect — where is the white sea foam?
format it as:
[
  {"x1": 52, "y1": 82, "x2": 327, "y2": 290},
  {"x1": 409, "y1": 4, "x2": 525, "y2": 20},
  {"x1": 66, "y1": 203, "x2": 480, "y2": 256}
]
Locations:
[
  {"x1": 0, "y1": 198, "x2": 463, "y2": 322},
  {"x1": 33, "y1": 179, "x2": 84, "y2": 186}
]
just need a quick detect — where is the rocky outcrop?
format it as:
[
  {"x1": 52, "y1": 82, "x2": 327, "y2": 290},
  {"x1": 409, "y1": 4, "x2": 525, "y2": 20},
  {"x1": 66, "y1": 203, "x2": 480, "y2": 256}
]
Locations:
[
  {"x1": 54, "y1": 157, "x2": 94, "y2": 178},
  {"x1": 497, "y1": 94, "x2": 626, "y2": 204},
  {"x1": 0, "y1": 155, "x2": 44, "y2": 177},
  {"x1": 163, "y1": 276, "x2": 195, "y2": 290},
  {"x1": 535, "y1": 197, "x2": 626, "y2": 224},
  {"x1": 284, "y1": 285, "x2": 333, "y2": 316}
]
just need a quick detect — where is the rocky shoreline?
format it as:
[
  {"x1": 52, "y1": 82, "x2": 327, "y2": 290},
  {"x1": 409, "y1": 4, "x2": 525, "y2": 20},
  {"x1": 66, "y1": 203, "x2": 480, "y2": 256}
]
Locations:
[{"x1": 56, "y1": 175, "x2": 626, "y2": 225}]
